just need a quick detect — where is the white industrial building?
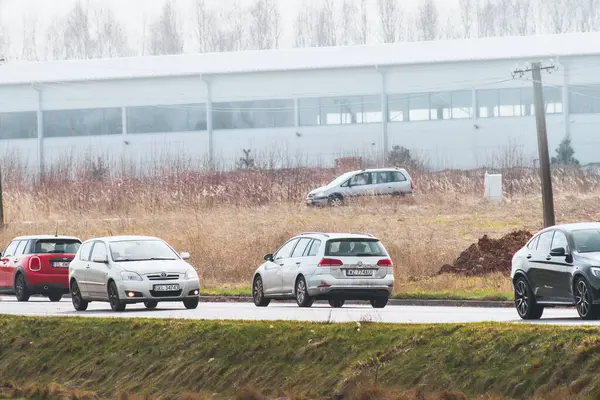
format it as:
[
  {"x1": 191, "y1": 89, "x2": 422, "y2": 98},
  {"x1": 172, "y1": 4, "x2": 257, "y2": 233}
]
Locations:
[{"x1": 1, "y1": 31, "x2": 600, "y2": 173}]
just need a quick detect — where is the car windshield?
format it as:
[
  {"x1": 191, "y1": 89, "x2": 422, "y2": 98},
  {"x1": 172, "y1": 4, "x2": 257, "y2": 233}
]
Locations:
[
  {"x1": 109, "y1": 240, "x2": 179, "y2": 262},
  {"x1": 326, "y1": 172, "x2": 355, "y2": 187},
  {"x1": 572, "y1": 229, "x2": 600, "y2": 253},
  {"x1": 33, "y1": 239, "x2": 81, "y2": 254},
  {"x1": 325, "y1": 239, "x2": 387, "y2": 257}
]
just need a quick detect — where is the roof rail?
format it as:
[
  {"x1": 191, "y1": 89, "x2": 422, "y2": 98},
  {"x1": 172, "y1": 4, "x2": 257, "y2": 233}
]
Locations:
[{"x1": 299, "y1": 232, "x2": 330, "y2": 237}]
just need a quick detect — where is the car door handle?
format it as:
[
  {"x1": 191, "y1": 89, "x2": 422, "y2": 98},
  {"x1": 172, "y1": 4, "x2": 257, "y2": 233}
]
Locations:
[
  {"x1": 86, "y1": 264, "x2": 91, "y2": 269},
  {"x1": 295, "y1": 262, "x2": 301, "y2": 265},
  {"x1": 546, "y1": 256, "x2": 552, "y2": 261},
  {"x1": 526, "y1": 254, "x2": 532, "y2": 259},
  {"x1": 278, "y1": 263, "x2": 284, "y2": 267}
]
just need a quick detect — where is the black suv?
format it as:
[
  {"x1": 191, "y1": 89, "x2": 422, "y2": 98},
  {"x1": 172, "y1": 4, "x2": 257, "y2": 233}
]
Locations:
[{"x1": 511, "y1": 222, "x2": 600, "y2": 320}]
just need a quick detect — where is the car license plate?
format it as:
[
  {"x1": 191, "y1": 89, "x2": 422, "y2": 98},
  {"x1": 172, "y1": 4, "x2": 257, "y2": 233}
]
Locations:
[
  {"x1": 52, "y1": 261, "x2": 70, "y2": 268},
  {"x1": 153, "y1": 284, "x2": 180, "y2": 291},
  {"x1": 346, "y1": 269, "x2": 373, "y2": 276}
]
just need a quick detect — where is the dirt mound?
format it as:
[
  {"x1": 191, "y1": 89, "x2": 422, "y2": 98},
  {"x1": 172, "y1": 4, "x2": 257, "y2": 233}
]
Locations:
[{"x1": 439, "y1": 230, "x2": 533, "y2": 276}]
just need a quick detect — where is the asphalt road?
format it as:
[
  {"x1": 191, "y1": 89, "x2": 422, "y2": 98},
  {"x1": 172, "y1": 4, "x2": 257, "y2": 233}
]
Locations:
[{"x1": 0, "y1": 296, "x2": 597, "y2": 325}]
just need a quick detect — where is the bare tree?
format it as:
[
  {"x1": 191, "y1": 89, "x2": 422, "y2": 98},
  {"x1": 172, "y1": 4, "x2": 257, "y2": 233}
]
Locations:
[
  {"x1": 63, "y1": 0, "x2": 95, "y2": 59},
  {"x1": 191, "y1": 0, "x2": 213, "y2": 52},
  {"x1": 512, "y1": 0, "x2": 535, "y2": 35},
  {"x1": 148, "y1": 0, "x2": 184, "y2": 55},
  {"x1": 476, "y1": 0, "x2": 498, "y2": 37},
  {"x1": 44, "y1": 20, "x2": 66, "y2": 61},
  {"x1": 358, "y1": 0, "x2": 370, "y2": 44},
  {"x1": 458, "y1": 0, "x2": 474, "y2": 38},
  {"x1": 543, "y1": 0, "x2": 576, "y2": 33},
  {"x1": 339, "y1": 0, "x2": 359, "y2": 45},
  {"x1": 248, "y1": 0, "x2": 281, "y2": 50},
  {"x1": 377, "y1": 0, "x2": 402, "y2": 43},
  {"x1": 574, "y1": 0, "x2": 600, "y2": 32},
  {"x1": 229, "y1": 0, "x2": 248, "y2": 51},
  {"x1": 20, "y1": 15, "x2": 39, "y2": 61},
  {"x1": 93, "y1": 7, "x2": 129, "y2": 58},
  {"x1": 415, "y1": 0, "x2": 439, "y2": 41},
  {"x1": 294, "y1": 0, "x2": 337, "y2": 47}
]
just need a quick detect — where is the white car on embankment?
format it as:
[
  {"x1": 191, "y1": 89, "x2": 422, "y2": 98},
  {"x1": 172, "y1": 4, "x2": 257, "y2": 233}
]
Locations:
[
  {"x1": 251, "y1": 232, "x2": 395, "y2": 308},
  {"x1": 68, "y1": 235, "x2": 200, "y2": 312}
]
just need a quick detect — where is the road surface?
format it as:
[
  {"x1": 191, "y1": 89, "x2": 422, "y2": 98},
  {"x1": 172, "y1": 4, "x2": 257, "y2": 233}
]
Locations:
[{"x1": 0, "y1": 296, "x2": 596, "y2": 325}]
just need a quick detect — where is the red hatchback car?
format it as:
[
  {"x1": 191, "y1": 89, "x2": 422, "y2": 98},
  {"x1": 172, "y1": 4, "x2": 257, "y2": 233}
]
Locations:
[{"x1": 0, "y1": 235, "x2": 82, "y2": 301}]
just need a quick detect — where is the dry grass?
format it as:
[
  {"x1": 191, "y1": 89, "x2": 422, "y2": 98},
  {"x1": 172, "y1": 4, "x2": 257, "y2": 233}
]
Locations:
[{"x1": 3, "y1": 155, "x2": 600, "y2": 295}]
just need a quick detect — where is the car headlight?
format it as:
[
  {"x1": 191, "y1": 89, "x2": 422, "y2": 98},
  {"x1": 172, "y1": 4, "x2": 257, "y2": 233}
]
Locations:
[
  {"x1": 185, "y1": 268, "x2": 199, "y2": 280},
  {"x1": 591, "y1": 267, "x2": 600, "y2": 278},
  {"x1": 314, "y1": 192, "x2": 325, "y2": 198},
  {"x1": 121, "y1": 271, "x2": 143, "y2": 281}
]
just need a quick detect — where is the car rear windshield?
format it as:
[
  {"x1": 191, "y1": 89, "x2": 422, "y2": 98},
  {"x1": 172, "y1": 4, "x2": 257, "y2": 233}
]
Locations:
[
  {"x1": 33, "y1": 239, "x2": 81, "y2": 254},
  {"x1": 572, "y1": 229, "x2": 600, "y2": 253},
  {"x1": 109, "y1": 240, "x2": 179, "y2": 262},
  {"x1": 325, "y1": 239, "x2": 387, "y2": 257}
]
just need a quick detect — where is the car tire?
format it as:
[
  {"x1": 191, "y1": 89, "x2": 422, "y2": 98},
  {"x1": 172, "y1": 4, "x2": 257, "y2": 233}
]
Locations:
[
  {"x1": 295, "y1": 276, "x2": 314, "y2": 308},
  {"x1": 514, "y1": 277, "x2": 543, "y2": 320},
  {"x1": 70, "y1": 280, "x2": 88, "y2": 311},
  {"x1": 108, "y1": 281, "x2": 126, "y2": 312},
  {"x1": 575, "y1": 278, "x2": 599, "y2": 320},
  {"x1": 183, "y1": 298, "x2": 199, "y2": 309},
  {"x1": 48, "y1": 293, "x2": 62, "y2": 302},
  {"x1": 370, "y1": 297, "x2": 388, "y2": 308},
  {"x1": 14, "y1": 274, "x2": 30, "y2": 302},
  {"x1": 327, "y1": 194, "x2": 344, "y2": 207},
  {"x1": 144, "y1": 301, "x2": 158, "y2": 309},
  {"x1": 328, "y1": 299, "x2": 345, "y2": 308},
  {"x1": 252, "y1": 276, "x2": 270, "y2": 307}
]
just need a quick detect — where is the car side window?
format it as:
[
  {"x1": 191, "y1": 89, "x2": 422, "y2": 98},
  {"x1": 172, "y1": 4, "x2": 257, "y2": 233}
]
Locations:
[
  {"x1": 536, "y1": 231, "x2": 555, "y2": 254},
  {"x1": 90, "y1": 242, "x2": 108, "y2": 262},
  {"x1": 372, "y1": 172, "x2": 390, "y2": 184},
  {"x1": 291, "y1": 238, "x2": 312, "y2": 258},
  {"x1": 349, "y1": 173, "x2": 370, "y2": 186},
  {"x1": 306, "y1": 239, "x2": 321, "y2": 256},
  {"x1": 390, "y1": 171, "x2": 407, "y2": 182},
  {"x1": 274, "y1": 239, "x2": 299, "y2": 260},
  {"x1": 14, "y1": 241, "x2": 28, "y2": 256},
  {"x1": 527, "y1": 235, "x2": 539, "y2": 250},
  {"x1": 3, "y1": 240, "x2": 20, "y2": 258},
  {"x1": 79, "y1": 241, "x2": 93, "y2": 261},
  {"x1": 551, "y1": 231, "x2": 569, "y2": 252}
]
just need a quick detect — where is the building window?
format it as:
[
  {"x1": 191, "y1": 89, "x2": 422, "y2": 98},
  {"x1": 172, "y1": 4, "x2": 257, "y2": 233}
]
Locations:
[
  {"x1": 408, "y1": 93, "x2": 430, "y2": 121},
  {"x1": 544, "y1": 86, "x2": 563, "y2": 114},
  {"x1": 213, "y1": 99, "x2": 294, "y2": 129},
  {"x1": 127, "y1": 104, "x2": 206, "y2": 134},
  {"x1": 388, "y1": 94, "x2": 408, "y2": 122},
  {"x1": 299, "y1": 95, "x2": 381, "y2": 126},
  {"x1": 0, "y1": 111, "x2": 37, "y2": 140},
  {"x1": 478, "y1": 87, "x2": 563, "y2": 118},
  {"x1": 569, "y1": 85, "x2": 600, "y2": 114},
  {"x1": 451, "y1": 91, "x2": 473, "y2": 119},
  {"x1": 44, "y1": 108, "x2": 122, "y2": 137},
  {"x1": 498, "y1": 88, "x2": 522, "y2": 117}
]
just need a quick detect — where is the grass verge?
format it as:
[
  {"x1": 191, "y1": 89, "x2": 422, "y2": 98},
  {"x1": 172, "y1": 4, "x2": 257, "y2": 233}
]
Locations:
[{"x1": 0, "y1": 316, "x2": 598, "y2": 399}]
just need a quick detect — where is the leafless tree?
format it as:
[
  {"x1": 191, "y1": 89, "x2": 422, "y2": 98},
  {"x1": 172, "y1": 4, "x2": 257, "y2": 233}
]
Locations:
[
  {"x1": 229, "y1": 0, "x2": 248, "y2": 51},
  {"x1": 415, "y1": 0, "x2": 439, "y2": 41},
  {"x1": 543, "y1": 0, "x2": 576, "y2": 33},
  {"x1": 458, "y1": 0, "x2": 474, "y2": 38},
  {"x1": 377, "y1": 0, "x2": 402, "y2": 43},
  {"x1": 44, "y1": 20, "x2": 66, "y2": 61},
  {"x1": 93, "y1": 7, "x2": 129, "y2": 58},
  {"x1": 476, "y1": 0, "x2": 498, "y2": 37},
  {"x1": 512, "y1": 0, "x2": 535, "y2": 35},
  {"x1": 358, "y1": 0, "x2": 370, "y2": 44},
  {"x1": 148, "y1": 0, "x2": 184, "y2": 55},
  {"x1": 63, "y1": 0, "x2": 95, "y2": 59},
  {"x1": 191, "y1": 0, "x2": 213, "y2": 52},
  {"x1": 20, "y1": 15, "x2": 39, "y2": 61},
  {"x1": 248, "y1": 0, "x2": 281, "y2": 50},
  {"x1": 294, "y1": 0, "x2": 337, "y2": 47},
  {"x1": 139, "y1": 12, "x2": 149, "y2": 56},
  {"x1": 574, "y1": 0, "x2": 600, "y2": 32},
  {"x1": 339, "y1": 0, "x2": 359, "y2": 45}
]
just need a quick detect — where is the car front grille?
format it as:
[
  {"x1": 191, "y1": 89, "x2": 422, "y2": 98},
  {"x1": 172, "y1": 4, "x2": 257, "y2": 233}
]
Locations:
[
  {"x1": 150, "y1": 289, "x2": 183, "y2": 297},
  {"x1": 147, "y1": 274, "x2": 180, "y2": 281}
]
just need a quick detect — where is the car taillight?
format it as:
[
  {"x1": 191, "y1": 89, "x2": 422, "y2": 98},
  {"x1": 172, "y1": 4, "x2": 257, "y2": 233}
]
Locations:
[
  {"x1": 318, "y1": 258, "x2": 343, "y2": 267},
  {"x1": 410, "y1": 180, "x2": 414, "y2": 190},
  {"x1": 377, "y1": 259, "x2": 393, "y2": 267},
  {"x1": 29, "y1": 257, "x2": 41, "y2": 272}
]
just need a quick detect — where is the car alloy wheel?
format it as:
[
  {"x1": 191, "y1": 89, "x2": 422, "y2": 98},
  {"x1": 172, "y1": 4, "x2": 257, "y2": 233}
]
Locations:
[
  {"x1": 513, "y1": 277, "x2": 543, "y2": 320},
  {"x1": 108, "y1": 281, "x2": 126, "y2": 312},
  {"x1": 14, "y1": 274, "x2": 30, "y2": 302},
  {"x1": 575, "y1": 278, "x2": 598, "y2": 320},
  {"x1": 295, "y1": 276, "x2": 314, "y2": 308},
  {"x1": 71, "y1": 280, "x2": 88, "y2": 311},
  {"x1": 328, "y1": 195, "x2": 343, "y2": 207},
  {"x1": 252, "y1": 276, "x2": 270, "y2": 307}
]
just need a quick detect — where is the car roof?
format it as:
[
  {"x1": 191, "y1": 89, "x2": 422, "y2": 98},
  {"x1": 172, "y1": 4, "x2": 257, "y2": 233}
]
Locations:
[
  {"x1": 539, "y1": 222, "x2": 600, "y2": 234},
  {"x1": 12, "y1": 235, "x2": 81, "y2": 241},
  {"x1": 85, "y1": 235, "x2": 164, "y2": 243},
  {"x1": 345, "y1": 167, "x2": 408, "y2": 175},
  {"x1": 296, "y1": 232, "x2": 380, "y2": 240}
]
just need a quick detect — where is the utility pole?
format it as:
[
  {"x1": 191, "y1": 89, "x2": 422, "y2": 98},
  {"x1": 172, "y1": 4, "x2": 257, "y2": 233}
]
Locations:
[{"x1": 512, "y1": 61, "x2": 558, "y2": 228}]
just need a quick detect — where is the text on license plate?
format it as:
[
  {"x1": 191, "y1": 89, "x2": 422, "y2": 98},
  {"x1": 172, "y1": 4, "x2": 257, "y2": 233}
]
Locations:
[
  {"x1": 52, "y1": 261, "x2": 70, "y2": 268},
  {"x1": 153, "y1": 284, "x2": 180, "y2": 291},
  {"x1": 346, "y1": 269, "x2": 373, "y2": 276}
]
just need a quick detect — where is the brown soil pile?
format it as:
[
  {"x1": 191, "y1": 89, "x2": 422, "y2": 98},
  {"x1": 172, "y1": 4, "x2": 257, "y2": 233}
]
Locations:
[{"x1": 439, "y1": 230, "x2": 533, "y2": 276}]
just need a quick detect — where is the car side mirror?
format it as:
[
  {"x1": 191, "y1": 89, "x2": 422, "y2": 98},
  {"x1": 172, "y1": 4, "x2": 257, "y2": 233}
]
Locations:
[
  {"x1": 180, "y1": 252, "x2": 190, "y2": 260},
  {"x1": 93, "y1": 256, "x2": 109, "y2": 264},
  {"x1": 264, "y1": 253, "x2": 274, "y2": 262},
  {"x1": 550, "y1": 247, "x2": 566, "y2": 257}
]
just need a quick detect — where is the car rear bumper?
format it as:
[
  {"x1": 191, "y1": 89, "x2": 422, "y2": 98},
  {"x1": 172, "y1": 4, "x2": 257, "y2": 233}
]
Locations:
[
  {"x1": 306, "y1": 277, "x2": 394, "y2": 299},
  {"x1": 116, "y1": 279, "x2": 200, "y2": 303},
  {"x1": 26, "y1": 272, "x2": 69, "y2": 294}
]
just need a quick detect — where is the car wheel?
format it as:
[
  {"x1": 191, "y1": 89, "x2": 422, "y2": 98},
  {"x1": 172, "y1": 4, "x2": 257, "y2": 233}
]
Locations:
[
  {"x1": 48, "y1": 293, "x2": 62, "y2": 302},
  {"x1": 328, "y1": 195, "x2": 343, "y2": 207},
  {"x1": 295, "y1": 276, "x2": 314, "y2": 308},
  {"x1": 252, "y1": 276, "x2": 271, "y2": 307},
  {"x1": 70, "y1": 280, "x2": 88, "y2": 311},
  {"x1": 328, "y1": 299, "x2": 345, "y2": 308},
  {"x1": 514, "y1": 277, "x2": 543, "y2": 320},
  {"x1": 575, "y1": 278, "x2": 599, "y2": 320},
  {"x1": 108, "y1": 281, "x2": 126, "y2": 312},
  {"x1": 183, "y1": 298, "x2": 199, "y2": 309},
  {"x1": 144, "y1": 301, "x2": 158, "y2": 309},
  {"x1": 14, "y1": 274, "x2": 30, "y2": 302},
  {"x1": 370, "y1": 297, "x2": 388, "y2": 308}
]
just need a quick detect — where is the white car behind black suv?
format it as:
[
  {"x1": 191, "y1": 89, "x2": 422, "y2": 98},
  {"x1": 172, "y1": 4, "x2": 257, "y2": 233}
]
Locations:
[
  {"x1": 69, "y1": 235, "x2": 200, "y2": 312},
  {"x1": 252, "y1": 232, "x2": 394, "y2": 308},
  {"x1": 306, "y1": 167, "x2": 413, "y2": 206}
]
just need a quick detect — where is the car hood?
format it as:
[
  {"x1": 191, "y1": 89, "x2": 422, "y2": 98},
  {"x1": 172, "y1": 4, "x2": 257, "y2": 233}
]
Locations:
[
  {"x1": 116, "y1": 259, "x2": 190, "y2": 274},
  {"x1": 576, "y1": 252, "x2": 600, "y2": 264},
  {"x1": 309, "y1": 185, "x2": 331, "y2": 195}
]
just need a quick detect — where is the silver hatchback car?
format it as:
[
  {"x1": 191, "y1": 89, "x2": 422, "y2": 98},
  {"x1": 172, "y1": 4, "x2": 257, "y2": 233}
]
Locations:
[{"x1": 252, "y1": 232, "x2": 394, "y2": 308}]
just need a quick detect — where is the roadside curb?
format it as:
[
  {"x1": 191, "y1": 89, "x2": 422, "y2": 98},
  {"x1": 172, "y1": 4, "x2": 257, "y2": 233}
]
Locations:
[{"x1": 199, "y1": 295, "x2": 514, "y2": 308}]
